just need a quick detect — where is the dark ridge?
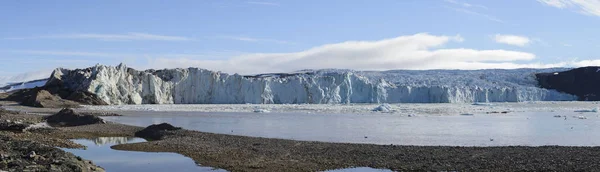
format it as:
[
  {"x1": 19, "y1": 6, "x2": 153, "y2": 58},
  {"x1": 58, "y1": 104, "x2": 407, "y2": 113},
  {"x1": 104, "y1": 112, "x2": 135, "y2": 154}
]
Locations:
[
  {"x1": 1, "y1": 68, "x2": 108, "y2": 107},
  {"x1": 536, "y1": 66, "x2": 600, "y2": 101}
]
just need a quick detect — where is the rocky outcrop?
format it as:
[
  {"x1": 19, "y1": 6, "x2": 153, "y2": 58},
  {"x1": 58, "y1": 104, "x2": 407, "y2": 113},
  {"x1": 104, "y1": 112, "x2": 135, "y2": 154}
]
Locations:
[
  {"x1": 536, "y1": 66, "x2": 600, "y2": 101},
  {"x1": 44, "y1": 108, "x2": 105, "y2": 127},
  {"x1": 20, "y1": 90, "x2": 80, "y2": 108},
  {"x1": 1, "y1": 76, "x2": 108, "y2": 108},
  {"x1": 47, "y1": 64, "x2": 577, "y2": 104},
  {"x1": 135, "y1": 123, "x2": 182, "y2": 140}
]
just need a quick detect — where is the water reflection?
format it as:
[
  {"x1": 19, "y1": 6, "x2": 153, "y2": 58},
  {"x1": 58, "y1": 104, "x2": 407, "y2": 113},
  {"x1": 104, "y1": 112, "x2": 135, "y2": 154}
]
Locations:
[
  {"x1": 63, "y1": 137, "x2": 227, "y2": 172},
  {"x1": 87, "y1": 137, "x2": 141, "y2": 146}
]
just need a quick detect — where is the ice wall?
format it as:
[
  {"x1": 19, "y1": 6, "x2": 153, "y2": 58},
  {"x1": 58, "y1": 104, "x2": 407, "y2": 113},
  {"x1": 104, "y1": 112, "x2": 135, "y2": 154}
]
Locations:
[{"x1": 48, "y1": 64, "x2": 577, "y2": 105}]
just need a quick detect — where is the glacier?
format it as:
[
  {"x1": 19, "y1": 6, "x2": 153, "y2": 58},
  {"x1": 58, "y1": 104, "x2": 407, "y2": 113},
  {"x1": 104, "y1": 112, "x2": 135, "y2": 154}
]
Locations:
[{"x1": 48, "y1": 64, "x2": 577, "y2": 105}]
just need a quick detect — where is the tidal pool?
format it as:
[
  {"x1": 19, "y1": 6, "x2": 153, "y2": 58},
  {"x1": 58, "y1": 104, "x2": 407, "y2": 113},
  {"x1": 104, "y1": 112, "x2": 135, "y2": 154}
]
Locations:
[{"x1": 62, "y1": 137, "x2": 226, "y2": 172}]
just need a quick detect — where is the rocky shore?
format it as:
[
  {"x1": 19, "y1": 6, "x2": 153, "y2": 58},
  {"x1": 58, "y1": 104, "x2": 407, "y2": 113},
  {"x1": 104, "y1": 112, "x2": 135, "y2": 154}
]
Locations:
[
  {"x1": 114, "y1": 124, "x2": 600, "y2": 172},
  {"x1": 3, "y1": 105, "x2": 600, "y2": 171},
  {"x1": 0, "y1": 108, "x2": 107, "y2": 172}
]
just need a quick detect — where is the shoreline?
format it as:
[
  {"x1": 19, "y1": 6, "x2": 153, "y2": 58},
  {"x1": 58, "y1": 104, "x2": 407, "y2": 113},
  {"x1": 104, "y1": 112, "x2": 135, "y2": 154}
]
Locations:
[{"x1": 3, "y1": 106, "x2": 600, "y2": 171}]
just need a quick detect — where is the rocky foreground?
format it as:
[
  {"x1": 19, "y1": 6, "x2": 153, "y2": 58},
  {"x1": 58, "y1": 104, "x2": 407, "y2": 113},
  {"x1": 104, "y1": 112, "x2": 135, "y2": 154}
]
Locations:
[
  {"x1": 3, "y1": 106, "x2": 600, "y2": 171},
  {"x1": 0, "y1": 107, "x2": 138, "y2": 172}
]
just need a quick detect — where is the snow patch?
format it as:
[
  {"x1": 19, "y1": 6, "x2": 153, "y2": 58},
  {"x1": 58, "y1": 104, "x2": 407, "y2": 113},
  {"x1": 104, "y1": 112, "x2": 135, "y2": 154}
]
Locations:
[
  {"x1": 0, "y1": 79, "x2": 47, "y2": 92},
  {"x1": 472, "y1": 102, "x2": 495, "y2": 106},
  {"x1": 25, "y1": 122, "x2": 52, "y2": 131}
]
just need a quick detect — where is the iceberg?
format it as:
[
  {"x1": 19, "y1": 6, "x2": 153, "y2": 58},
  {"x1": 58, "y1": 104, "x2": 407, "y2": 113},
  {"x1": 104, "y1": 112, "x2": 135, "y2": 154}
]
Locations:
[
  {"x1": 574, "y1": 108, "x2": 598, "y2": 113},
  {"x1": 372, "y1": 104, "x2": 394, "y2": 112},
  {"x1": 47, "y1": 64, "x2": 577, "y2": 105}
]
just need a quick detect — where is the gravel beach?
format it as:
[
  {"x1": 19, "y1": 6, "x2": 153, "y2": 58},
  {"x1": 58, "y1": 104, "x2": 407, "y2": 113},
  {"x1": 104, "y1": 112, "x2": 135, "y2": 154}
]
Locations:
[{"x1": 113, "y1": 127, "x2": 600, "y2": 172}]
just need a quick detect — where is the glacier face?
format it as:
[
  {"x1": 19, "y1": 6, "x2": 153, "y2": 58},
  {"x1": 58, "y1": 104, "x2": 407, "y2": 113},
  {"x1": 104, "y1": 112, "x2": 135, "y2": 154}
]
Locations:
[{"x1": 48, "y1": 64, "x2": 577, "y2": 105}]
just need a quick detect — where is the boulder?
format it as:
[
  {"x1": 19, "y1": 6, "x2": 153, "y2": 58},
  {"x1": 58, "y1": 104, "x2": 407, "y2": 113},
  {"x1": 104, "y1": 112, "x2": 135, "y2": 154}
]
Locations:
[
  {"x1": 0, "y1": 120, "x2": 30, "y2": 132},
  {"x1": 44, "y1": 108, "x2": 105, "y2": 127},
  {"x1": 135, "y1": 123, "x2": 182, "y2": 140}
]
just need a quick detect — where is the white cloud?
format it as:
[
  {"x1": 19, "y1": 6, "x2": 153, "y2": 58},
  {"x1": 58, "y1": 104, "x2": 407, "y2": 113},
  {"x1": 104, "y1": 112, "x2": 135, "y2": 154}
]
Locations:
[
  {"x1": 246, "y1": 1, "x2": 279, "y2": 6},
  {"x1": 4, "y1": 33, "x2": 191, "y2": 41},
  {"x1": 219, "y1": 36, "x2": 291, "y2": 44},
  {"x1": 4, "y1": 33, "x2": 597, "y2": 78},
  {"x1": 563, "y1": 43, "x2": 573, "y2": 46},
  {"x1": 537, "y1": 0, "x2": 571, "y2": 8},
  {"x1": 443, "y1": 0, "x2": 488, "y2": 9},
  {"x1": 141, "y1": 33, "x2": 545, "y2": 74},
  {"x1": 538, "y1": 0, "x2": 600, "y2": 16},
  {"x1": 570, "y1": 59, "x2": 600, "y2": 66},
  {"x1": 445, "y1": 6, "x2": 504, "y2": 23},
  {"x1": 493, "y1": 34, "x2": 531, "y2": 47}
]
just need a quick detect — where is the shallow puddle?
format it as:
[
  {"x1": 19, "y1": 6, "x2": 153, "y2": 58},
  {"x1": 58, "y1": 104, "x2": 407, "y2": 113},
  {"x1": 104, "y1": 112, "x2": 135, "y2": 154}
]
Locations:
[{"x1": 62, "y1": 137, "x2": 226, "y2": 172}]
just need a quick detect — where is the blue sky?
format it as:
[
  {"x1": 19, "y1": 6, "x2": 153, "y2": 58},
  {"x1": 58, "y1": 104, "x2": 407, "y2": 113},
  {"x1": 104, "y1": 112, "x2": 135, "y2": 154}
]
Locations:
[{"x1": 1, "y1": 0, "x2": 600, "y2": 82}]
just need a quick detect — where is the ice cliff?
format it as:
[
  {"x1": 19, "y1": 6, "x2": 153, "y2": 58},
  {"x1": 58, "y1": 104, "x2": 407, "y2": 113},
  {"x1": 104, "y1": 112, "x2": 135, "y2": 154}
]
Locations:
[{"x1": 47, "y1": 64, "x2": 577, "y2": 105}]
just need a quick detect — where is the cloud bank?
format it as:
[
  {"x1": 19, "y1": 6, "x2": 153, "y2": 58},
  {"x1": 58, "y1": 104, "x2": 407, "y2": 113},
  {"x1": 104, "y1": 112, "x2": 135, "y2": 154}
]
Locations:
[
  {"x1": 5, "y1": 33, "x2": 599, "y2": 82},
  {"x1": 493, "y1": 34, "x2": 531, "y2": 47},
  {"x1": 143, "y1": 33, "x2": 546, "y2": 74},
  {"x1": 538, "y1": 0, "x2": 600, "y2": 16}
]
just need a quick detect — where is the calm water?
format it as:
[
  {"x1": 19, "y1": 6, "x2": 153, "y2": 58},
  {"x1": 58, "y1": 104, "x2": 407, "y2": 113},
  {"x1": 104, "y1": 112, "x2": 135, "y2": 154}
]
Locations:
[
  {"x1": 102, "y1": 111, "x2": 600, "y2": 146},
  {"x1": 62, "y1": 137, "x2": 226, "y2": 172}
]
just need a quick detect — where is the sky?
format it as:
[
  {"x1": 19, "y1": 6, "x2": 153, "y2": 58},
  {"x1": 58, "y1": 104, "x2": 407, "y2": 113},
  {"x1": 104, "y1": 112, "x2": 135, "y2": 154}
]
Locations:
[{"x1": 1, "y1": 0, "x2": 600, "y2": 83}]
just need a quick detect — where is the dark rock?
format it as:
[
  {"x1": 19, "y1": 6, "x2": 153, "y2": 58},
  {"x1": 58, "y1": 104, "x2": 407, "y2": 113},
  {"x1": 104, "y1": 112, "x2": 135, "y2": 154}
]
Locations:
[
  {"x1": 0, "y1": 121, "x2": 29, "y2": 132},
  {"x1": 20, "y1": 90, "x2": 80, "y2": 108},
  {"x1": 135, "y1": 123, "x2": 182, "y2": 140},
  {"x1": 536, "y1": 67, "x2": 600, "y2": 101},
  {"x1": 64, "y1": 91, "x2": 108, "y2": 106},
  {"x1": 44, "y1": 108, "x2": 105, "y2": 127}
]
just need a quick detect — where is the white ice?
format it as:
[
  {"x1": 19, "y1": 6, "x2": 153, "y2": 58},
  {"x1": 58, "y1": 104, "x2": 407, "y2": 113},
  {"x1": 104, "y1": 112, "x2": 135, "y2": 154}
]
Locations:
[{"x1": 52, "y1": 64, "x2": 576, "y2": 105}]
